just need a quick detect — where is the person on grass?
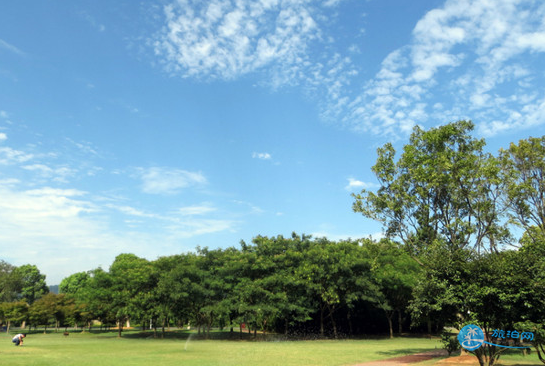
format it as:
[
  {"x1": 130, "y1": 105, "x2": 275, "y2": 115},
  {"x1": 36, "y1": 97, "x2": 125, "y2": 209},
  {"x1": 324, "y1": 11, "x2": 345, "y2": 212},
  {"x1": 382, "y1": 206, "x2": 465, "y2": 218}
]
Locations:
[{"x1": 12, "y1": 333, "x2": 26, "y2": 346}]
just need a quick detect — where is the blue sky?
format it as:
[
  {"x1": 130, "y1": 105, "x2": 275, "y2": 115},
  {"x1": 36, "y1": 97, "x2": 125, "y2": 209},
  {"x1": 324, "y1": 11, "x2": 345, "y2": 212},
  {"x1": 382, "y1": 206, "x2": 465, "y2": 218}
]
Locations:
[{"x1": 1, "y1": 0, "x2": 544, "y2": 285}]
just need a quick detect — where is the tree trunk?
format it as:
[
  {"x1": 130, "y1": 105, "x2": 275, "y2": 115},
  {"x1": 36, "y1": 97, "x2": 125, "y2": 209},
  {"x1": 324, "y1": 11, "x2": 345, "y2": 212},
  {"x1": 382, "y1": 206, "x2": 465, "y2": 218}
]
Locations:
[
  {"x1": 347, "y1": 311, "x2": 353, "y2": 336},
  {"x1": 427, "y1": 318, "x2": 432, "y2": 336},
  {"x1": 285, "y1": 318, "x2": 289, "y2": 335},
  {"x1": 161, "y1": 318, "x2": 166, "y2": 339},
  {"x1": 328, "y1": 305, "x2": 338, "y2": 339},
  {"x1": 118, "y1": 319, "x2": 123, "y2": 338},
  {"x1": 398, "y1": 310, "x2": 403, "y2": 334},
  {"x1": 387, "y1": 315, "x2": 393, "y2": 339},
  {"x1": 320, "y1": 305, "x2": 325, "y2": 337}
]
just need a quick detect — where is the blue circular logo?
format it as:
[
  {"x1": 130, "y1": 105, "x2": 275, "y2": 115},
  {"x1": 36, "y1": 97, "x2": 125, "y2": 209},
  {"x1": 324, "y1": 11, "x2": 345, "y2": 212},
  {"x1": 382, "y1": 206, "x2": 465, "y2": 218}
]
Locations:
[{"x1": 458, "y1": 324, "x2": 484, "y2": 351}]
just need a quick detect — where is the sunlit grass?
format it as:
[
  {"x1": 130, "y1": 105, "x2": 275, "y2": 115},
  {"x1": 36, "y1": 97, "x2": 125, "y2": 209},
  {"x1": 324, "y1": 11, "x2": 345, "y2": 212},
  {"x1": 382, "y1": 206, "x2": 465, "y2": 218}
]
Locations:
[{"x1": 0, "y1": 330, "x2": 444, "y2": 366}]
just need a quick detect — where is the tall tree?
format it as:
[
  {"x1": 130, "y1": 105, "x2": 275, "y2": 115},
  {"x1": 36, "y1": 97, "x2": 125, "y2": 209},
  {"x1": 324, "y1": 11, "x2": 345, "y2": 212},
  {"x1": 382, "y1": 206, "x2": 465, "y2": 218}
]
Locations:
[
  {"x1": 0, "y1": 260, "x2": 22, "y2": 302},
  {"x1": 109, "y1": 253, "x2": 156, "y2": 337},
  {"x1": 500, "y1": 136, "x2": 545, "y2": 242},
  {"x1": 13, "y1": 264, "x2": 49, "y2": 304},
  {"x1": 352, "y1": 121, "x2": 508, "y2": 258}
]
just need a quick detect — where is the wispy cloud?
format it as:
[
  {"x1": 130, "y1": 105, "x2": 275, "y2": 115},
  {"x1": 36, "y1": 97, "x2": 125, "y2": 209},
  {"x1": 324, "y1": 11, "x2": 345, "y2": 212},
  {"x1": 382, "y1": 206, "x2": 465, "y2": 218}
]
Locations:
[
  {"x1": 79, "y1": 11, "x2": 106, "y2": 33},
  {"x1": 0, "y1": 38, "x2": 25, "y2": 56},
  {"x1": 152, "y1": 0, "x2": 324, "y2": 81},
  {"x1": 178, "y1": 204, "x2": 217, "y2": 216},
  {"x1": 337, "y1": 0, "x2": 545, "y2": 137},
  {"x1": 138, "y1": 166, "x2": 207, "y2": 195},
  {"x1": 150, "y1": 0, "x2": 545, "y2": 139},
  {"x1": 344, "y1": 178, "x2": 377, "y2": 192},
  {"x1": 0, "y1": 181, "x2": 164, "y2": 284},
  {"x1": 233, "y1": 199, "x2": 264, "y2": 215},
  {"x1": 164, "y1": 218, "x2": 236, "y2": 239},
  {"x1": 22, "y1": 164, "x2": 76, "y2": 183},
  {"x1": 252, "y1": 152, "x2": 272, "y2": 160},
  {"x1": 0, "y1": 146, "x2": 34, "y2": 165}
]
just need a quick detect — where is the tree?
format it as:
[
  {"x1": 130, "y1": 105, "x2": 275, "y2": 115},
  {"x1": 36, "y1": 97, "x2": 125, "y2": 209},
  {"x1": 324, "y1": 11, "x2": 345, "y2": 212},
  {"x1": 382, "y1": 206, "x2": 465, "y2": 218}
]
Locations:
[
  {"x1": 13, "y1": 264, "x2": 49, "y2": 304},
  {"x1": 298, "y1": 238, "x2": 377, "y2": 338},
  {"x1": 364, "y1": 239, "x2": 420, "y2": 338},
  {"x1": 80, "y1": 268, "x2": 116, "y2": 331},
  {"x1": 109, "y1": 254, "x2": 156, "y2": 337},
  {"x1": 0, "y1": 260, "x2": 22, "y2": 303},
  {"x1": 250, "y1": 234, "x2": 314, "y2": 335},
  {"x1": 352, "y1": 121, "x2": 508, "y2": 258},
  {"x1": 500, "y1": 136, "x2": 545, "y2": 242},
  {"x1": 1, "y1": 301, "x2": 28, "y2": 332},
  {"x1": 59, "y1": 271, "x2": 90, "y2": 296}
]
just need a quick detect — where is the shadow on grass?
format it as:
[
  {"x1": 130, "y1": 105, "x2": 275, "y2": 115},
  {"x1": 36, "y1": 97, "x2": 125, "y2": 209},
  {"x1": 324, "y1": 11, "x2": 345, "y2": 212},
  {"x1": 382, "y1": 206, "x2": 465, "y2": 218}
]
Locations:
[
  {"x1": 121, "y1": 330, "x2": 295, "y2": 342},
  {"x1": 376, "y1": 348, "x2": 442, "y2": 357}
]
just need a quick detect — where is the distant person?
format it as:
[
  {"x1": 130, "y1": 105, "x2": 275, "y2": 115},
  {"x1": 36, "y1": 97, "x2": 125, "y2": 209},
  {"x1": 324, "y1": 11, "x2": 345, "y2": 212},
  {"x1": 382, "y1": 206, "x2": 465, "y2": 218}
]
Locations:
[{"x1": 12, "y1": 333, "x2": 26, "y2": 346}]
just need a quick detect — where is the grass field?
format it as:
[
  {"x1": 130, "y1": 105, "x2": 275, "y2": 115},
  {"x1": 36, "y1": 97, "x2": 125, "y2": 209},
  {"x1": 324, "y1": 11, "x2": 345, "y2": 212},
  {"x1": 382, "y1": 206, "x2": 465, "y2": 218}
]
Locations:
[{"x1": 0, "y1": 330, "x2": 542, "y2": 366}]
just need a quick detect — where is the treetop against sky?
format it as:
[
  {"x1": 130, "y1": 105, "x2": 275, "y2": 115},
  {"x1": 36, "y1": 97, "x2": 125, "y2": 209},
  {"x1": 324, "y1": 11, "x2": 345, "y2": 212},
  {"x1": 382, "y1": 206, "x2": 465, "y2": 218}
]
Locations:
[{"x1": 1, "y1": 0, "x2": 545, "y2": 284}]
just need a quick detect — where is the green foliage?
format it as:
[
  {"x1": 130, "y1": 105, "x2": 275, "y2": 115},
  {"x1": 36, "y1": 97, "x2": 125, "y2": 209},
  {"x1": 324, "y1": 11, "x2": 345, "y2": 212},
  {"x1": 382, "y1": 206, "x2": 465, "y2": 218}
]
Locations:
[
  {"x1": 0, "y1": 301, "x2": 28, "y2": 330},
  {"x1": 440, "y1": 330, "x2": 460, "y2": 356},
  {"x1": 515, "y1": 321, "x2": 545, "y2": 364},
  {"x1": 13, "y1": 264, "x2": 49, "y2": 304},
  {"x1": 353, "y1": 120, "x2": 508, "y2": 256},
  {"x1": 364, "y1": 239, "x2": 420, "y2": 337},
  {"x1": 500, "y1": 136, "x2": 545, "y2": 239},
  {"x1": 0, "y1": 260, "x2": 22, "y2": 302}
]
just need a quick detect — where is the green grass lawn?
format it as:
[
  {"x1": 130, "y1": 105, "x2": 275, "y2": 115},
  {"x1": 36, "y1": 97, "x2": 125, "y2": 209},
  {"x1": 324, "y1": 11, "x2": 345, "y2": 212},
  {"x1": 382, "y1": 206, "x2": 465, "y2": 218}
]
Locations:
[{"x1": 0, "y1": 330, "x2": 444, "y2": 366}]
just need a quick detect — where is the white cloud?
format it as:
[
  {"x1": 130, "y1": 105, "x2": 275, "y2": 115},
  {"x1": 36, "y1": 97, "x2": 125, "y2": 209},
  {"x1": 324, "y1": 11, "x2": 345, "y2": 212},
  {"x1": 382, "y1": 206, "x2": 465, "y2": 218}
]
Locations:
[
  {"x1": 150, "y1": 0, "x2": 356, "y2": 90},
  {"x1": 178, "y1": 204, "x2": 217, "y2": 216},
  {"x1": 165, "y1": 218, "x2": 236, "y2": 238},
  {"x1": 150, "y1": 0, "x2": 545, "y2": 138},
  {"x1": 252, "y1": 152, "x2": 272, "y2": 160},
  {"x1": 22, "y1": 164, "x2": 77, "y2": 183},
  {"x1": 0, "y1": 178, "x2": 238, "y2": 284},
  {"x1": 0, "y1": 132, "x2": 6, "y2": 141},
  {"x1": 0, "y1": 146, "x2": 34, "y2": 165},
  {"x1": 333, "y1": 0, "x2": 545, "y2": 137},
  {"x1": 107, "y1": 204, "x2": 159, "y2": 219},
  {"x1": 138, "y1": 166, "x2": 207, "y2": 194},
  {"x1": 345, "y1": 178, "x2": 377, "y2": 192}
]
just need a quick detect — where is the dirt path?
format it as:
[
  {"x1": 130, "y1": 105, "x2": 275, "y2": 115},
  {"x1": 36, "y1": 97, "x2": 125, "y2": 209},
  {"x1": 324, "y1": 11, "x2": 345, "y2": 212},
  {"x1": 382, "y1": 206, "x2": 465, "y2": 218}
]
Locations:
[
  {"x1": 353, "y1": 350, "x2": 449, "y2": 365},
  {"x1": 434, "y1": 355, "x2": 479, "y2": 365}
]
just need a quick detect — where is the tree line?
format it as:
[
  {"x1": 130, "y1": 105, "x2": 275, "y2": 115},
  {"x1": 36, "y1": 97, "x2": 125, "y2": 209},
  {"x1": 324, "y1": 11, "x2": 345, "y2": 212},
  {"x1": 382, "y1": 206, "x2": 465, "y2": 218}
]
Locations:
[{"x1": 1, "y1": 236, "x2": 421, "y2": 339}]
